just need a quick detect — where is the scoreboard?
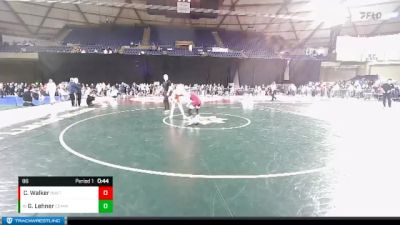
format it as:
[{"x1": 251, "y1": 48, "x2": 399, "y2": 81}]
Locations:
[
  {"x1": 146, "y1": 0, "x2": 221, "y2": 19},
  {"x1": 177, "y1": 0, "x2": 190, "y2": 14},
  {"x1": 18, "y1": 177, "x2": 113, "y2": 214}
]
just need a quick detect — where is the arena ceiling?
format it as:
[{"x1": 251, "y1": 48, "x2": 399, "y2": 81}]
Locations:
[{"x1": 0, "y1": 0, "x2": 400, "y2": 48}]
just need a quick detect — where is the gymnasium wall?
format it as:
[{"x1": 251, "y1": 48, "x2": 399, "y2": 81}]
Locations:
[
  {"x1": 319, "y1": 63, "x2": 400, "y2": 82},
  {"x1": 35, "y1": 53, "x2": 320, "y2": 85},
  {"x1": 232, "y1": 58, "x2": 320, "y2": 86},
  {"x1": 369, "y1": 64, "x2": 400, "y2": 81},
  {"x1": 320, "y1": 67, "x2": 359, "y2": 82}
]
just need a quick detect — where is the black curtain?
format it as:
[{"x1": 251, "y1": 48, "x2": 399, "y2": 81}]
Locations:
[
  {"x1": 39, "y1": 53, "x2": 147, "y2": 84},
  {"x1": 0, "y1": 60, "x2": 41, "y2": 83},
  {"x1": 288, "y1": 59, "x2": 321, "y2": 85},
  {"x1": 39, "y1": 53, "x2": 235, "y2": 85},
  {"x1": 238, "y1": 58, "x2": 287, "y2": 86},
  {"x1": 37, "y1": 53, "x2": 320, "y2": 86}
]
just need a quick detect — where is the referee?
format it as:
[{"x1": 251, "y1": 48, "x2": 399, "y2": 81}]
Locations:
[{"x1": 162, "y1": 74, "x2": 171, "y2": 113}]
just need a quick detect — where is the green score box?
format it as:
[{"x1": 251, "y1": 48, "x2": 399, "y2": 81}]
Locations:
[{"x1": 99, "y1": 200, "x2": 113, "y2": 213}]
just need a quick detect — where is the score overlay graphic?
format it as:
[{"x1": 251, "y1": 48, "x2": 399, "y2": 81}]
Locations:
[{"x1": 18, "y1": 177, "x2": 113, "y2": 214}]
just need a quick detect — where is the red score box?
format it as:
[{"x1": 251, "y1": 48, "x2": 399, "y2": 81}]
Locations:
[{"x1": 98, "y1": 186, "x2": 113, "y2": 200}]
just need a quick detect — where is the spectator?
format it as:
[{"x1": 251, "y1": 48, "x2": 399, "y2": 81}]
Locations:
[
  {"x1": 68, "y1": 78, "x2": 76, "y2": 106},
  {"x1": 22, "y1": 86, "x2": 34, "y2": 106},
  {"x1": 0, "y1": 82, "x2": 4, "y2": 98},
  {"x1": 381, "y1": 79, "x2": 395, "y2": 108},
  {"x1": 162, "y1": 74, "x2": 171, "y2": 113},
  {"x1": 270, "y1": 81, "x2": 277, "y2": 101},
  {"x1": 86, "y1": 91, "x2": 96, "y2": 107},
  {"x1": 46, "y1": 79, "x2": 57, "y2": 104},
  {"x1": 75, "y1": 78, "x2": 82, "y2": 107}
]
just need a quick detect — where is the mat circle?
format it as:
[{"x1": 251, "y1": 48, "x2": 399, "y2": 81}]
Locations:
[
  {"x1": 162, "y1": 113, "x2": 251, "y2": 130},
  {"x1": 59, "y1": 107, "x2": 328, "y2": 179}
]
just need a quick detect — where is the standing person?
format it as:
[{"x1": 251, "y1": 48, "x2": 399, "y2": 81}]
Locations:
[
  {"x1": 187, "y1": 91, "x2": 202, "y2": 125},
  {"x1": 162, "y1": 74, "x2": 171, "y2": 114},
  {"x1": 60, "y1": 83, "x2": 69, "y2": 102},
  {"x1": 381, "y1": 79, "x2": 395, "y2": 108},
  {"x1": 68, "y1": 78, "x2": 76, "y2": 107},
  {"x1": 270, "y1": 81, "x2": 277, "y2": 101},
  {"x1": 46, "y1": 79, "x2": 57, "y2": 104},
  {"x1": 75, "y1": 78, "x2": 82, "y2": 107},
  {"x1": 169, "y1": 84, "x2": 187, "y2": 120},
  {"x1": 288, "y1": 83, "x2": 297, "y2": 96},
  {"x1": 0, "y1": 82, "x2": 4, "y2": 98}
]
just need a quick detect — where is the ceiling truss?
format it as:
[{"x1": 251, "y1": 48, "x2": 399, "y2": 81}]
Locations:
[
  {"x1": 0, "y1": 0, "x2": 398, "y2": 48},
  {"x1": 217, "y1": 0, "x2": 239, "y2": 29}
]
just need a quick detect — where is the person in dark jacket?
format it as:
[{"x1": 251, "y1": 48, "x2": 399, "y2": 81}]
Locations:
[
  {"x1": 86, "y1": 91, "x2": 96, "y2": 107},
  {"x1": 74, "y1": 78, "x2": 82, "y2": 107},
  {"x1": 162, "y1": 74, "x2": 171, "y2": 113},
  {"x1": 22, "y1": 86, "x2": 34, "y2": 106},
  {"x1": 68, "y1": 78, "x2": 76, "y2": 106},
  {"x1": 381, "y1": 79, "x2": 395, "y2": 108}
]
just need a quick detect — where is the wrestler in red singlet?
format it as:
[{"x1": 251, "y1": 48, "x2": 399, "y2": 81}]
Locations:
[{"x1": 190, "y1": 92, "x2": 201, "y2": 108}]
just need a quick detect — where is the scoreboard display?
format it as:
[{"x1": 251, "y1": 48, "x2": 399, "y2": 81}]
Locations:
[
  {"x1": 146, "y1": 0, "x2": 222, "y2": 19},
  {"x1": 18, "y1": 177, "x2": 113, "y2": 214}
]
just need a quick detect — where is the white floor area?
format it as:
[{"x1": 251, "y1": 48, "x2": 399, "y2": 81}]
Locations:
[{"x1": 0, "y1": 101, "x2": 82, "y2": 129}]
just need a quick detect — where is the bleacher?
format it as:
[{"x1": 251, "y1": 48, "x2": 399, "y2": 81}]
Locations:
[
  {"x1": 195, "y1": 29, "x2": 217, "y2": 47},
  {"x1": 0, "y1": 45, "x2": 73, "y2": 53},
  {"x1": 219, "y1": 30, "x2": 267, "y2": 49},
  {"x1": 218, "y1": 30, "x2": 274, "y2": 57},
  {"x1": 0, "y1": 25, "x2": 279, "y2": 59},
  {"x1": 79, "y1": 45, "x2": 107, "y2": 54},
  {"x1": 149, "y1": 26, "x2": 216, "y2": 47},
  {"x1": 244, "y1": 50, "x2": 277, "y2": 58},
  {"x1": 166, "y1": 48, "x2": 197, "y2": 57},
  {"x1": 207, "y1": 51, "x2": 243, "y2": 58},
  {"x1": 123, "y1": 48, "x2": 142, "y2": 55},
  {"x1": 63, "y1": 26, "x2": 144, "y2": 46}
]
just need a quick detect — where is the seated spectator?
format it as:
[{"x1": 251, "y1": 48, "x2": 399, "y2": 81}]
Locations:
[
  {"x1": 110, "y1": 86, "x2": 118, "y2": 98},
  {"x1": 86, "y1": 91, "x2": 96, "y2": 107},
  {"x1": 22, "y1": 87, "x2": 34, "y2": 106}
]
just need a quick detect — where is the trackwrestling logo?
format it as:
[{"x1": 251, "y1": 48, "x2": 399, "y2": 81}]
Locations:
[{"x1": 2, "y1": 217, "x2": 64, "y2": 225}]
